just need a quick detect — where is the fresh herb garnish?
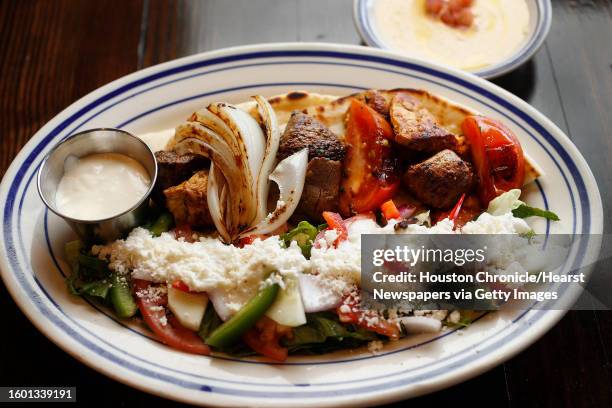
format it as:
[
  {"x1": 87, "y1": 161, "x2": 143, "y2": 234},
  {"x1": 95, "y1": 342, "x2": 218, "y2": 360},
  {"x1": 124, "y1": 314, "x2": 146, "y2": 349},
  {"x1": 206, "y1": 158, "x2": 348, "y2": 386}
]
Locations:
[{"x1": 512, "y1": 205, "x2": 560, "y2": 221}]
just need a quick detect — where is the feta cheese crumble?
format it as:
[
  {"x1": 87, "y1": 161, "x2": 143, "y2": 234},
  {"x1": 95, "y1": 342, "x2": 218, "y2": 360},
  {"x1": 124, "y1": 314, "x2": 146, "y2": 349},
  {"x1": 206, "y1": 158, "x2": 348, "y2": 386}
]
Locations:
[{"x1": 94, "y1": 210, "x2": 531, "y2": 315}]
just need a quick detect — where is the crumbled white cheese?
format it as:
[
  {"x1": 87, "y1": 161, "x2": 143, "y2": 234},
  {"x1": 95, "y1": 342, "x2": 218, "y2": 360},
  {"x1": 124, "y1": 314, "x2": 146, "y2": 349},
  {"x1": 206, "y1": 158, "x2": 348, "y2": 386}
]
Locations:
[
  {"x1": 97, "y1": 228, "x2": 308, "y2": 291},
  {"x1": 134, "y1": 285, "x2": 167, "y2": 302},
  {"x1": 97, "y1": 229, "x2": 308, "y2": 316},
  {"x1": 96, "y1": 210, "x2": 532, "y2": 315}
]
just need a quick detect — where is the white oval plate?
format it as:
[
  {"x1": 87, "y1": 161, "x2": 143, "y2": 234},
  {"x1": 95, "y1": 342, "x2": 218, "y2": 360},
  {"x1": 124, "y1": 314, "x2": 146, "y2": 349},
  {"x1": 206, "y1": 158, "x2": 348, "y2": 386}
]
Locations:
[
  {"x1": 0, "y1": 43, "x2": 602, "y2": 407},
  {"x1": 353, "y1": 0, "x2": 552, "y2": 78}
]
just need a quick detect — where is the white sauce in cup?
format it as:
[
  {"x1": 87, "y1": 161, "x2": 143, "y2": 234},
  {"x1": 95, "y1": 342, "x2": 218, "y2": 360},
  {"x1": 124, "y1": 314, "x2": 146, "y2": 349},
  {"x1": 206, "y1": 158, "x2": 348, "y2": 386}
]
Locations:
[
  {"x1": 374, "y1": 0, "x2": 530, "y2": 71},
  {"x1": 56, "y1": 152, "x2": 151, "y2": 220}
]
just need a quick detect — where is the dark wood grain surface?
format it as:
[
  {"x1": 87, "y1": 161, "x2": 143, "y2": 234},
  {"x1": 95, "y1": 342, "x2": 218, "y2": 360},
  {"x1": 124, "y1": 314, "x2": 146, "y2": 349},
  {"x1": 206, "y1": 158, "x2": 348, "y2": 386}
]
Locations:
[{"x1": 1, "y1": 1, "x2": 611, "y2": 406}]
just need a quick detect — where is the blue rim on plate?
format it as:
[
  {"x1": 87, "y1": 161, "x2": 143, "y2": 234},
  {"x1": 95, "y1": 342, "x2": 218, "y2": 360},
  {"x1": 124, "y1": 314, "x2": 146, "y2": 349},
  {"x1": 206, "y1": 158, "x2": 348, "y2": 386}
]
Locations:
[
  {"x1": 353, "y1": 0, "x2": 553, "y2": 79},
  {"x1": 0, "y1": 43, "x2": 601, "y2": 407}
]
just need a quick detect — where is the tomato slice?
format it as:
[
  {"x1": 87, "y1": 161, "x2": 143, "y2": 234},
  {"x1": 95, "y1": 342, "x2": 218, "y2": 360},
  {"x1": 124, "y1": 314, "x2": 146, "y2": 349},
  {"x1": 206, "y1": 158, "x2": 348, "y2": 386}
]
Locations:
[
  {"x1": 462, "y1": 116, "x2": 525, "y2": 205},
  {"x1": 242, "y1": 316, "x2": 291, "y2": 362},
  {"x1": 322, "y1": 211, "x2": 348, "y2": 246},
  {"x1": 133, "y1": 279, "x2": 210, "y2": 355},
  {"x1": 171, "y1": 280, "x2": 192, "y2": 293},
  {"x1": 340, "y1": 99, "x2": 400, "y2": 216},
  {"x1": 337, "y1": 295, "x2": 400, "y2": 340}
]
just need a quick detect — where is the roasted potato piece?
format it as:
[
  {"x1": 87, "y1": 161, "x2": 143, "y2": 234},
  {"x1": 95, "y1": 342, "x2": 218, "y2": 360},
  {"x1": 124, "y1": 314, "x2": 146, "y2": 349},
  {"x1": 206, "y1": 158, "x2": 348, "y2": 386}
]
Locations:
[
  {"x1": 404, "y1": 149, "x2": 474, "y2": 209},
  {"x1": 164, "y1": 170, "x2": 214, "y2": 229},
  {"x1": 390, "y1": 93, "x2": 459, "y2": 153}
]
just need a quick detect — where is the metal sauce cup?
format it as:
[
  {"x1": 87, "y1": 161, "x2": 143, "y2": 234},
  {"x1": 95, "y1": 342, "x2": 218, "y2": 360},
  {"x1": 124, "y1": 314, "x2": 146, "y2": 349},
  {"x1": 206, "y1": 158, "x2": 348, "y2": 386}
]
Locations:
[{"x1": 37, "y1": 128, "x2": 158, "y2": 244}]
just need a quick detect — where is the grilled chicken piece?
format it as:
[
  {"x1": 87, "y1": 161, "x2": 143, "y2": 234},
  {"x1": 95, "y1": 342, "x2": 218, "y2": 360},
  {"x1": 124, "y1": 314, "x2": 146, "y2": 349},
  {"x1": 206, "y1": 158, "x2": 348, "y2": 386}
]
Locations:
[
  {"x1": 153, "y1": 151, "x2": 209, "y2": 204},
  {"x1": 390, "y1": 93, "x2": 459, "y2": 153},
  {"x1": 164, "y1": 170, "x2": 214, "y2": 229},
  {"x1": 277, "y1": 112, "x2": 346, "y2": 161},
  {"x1": 404, "y1": 149, "x2": 474, "y2": 209},
  {"x1": 294, "y1": 157, "x2": 342, "y2": 222}
]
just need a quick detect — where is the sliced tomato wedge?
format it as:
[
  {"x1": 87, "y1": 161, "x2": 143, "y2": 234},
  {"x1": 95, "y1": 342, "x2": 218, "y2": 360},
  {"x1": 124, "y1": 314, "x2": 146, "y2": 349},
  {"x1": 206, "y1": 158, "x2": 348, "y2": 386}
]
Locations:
[
  {"x1": 133, "y1": 279, "x2": 210, "y2": 355},
  {"x1": 462, "y1": 116, "x2": 525, "y2": 205},
  {"x1": 322, "y1": 211, "x2": 348, "y2": 246},
  {"x1": 171, "y1": 279, "x2": 192, "y2": 293},
  {"x1": 337, "y1": 295, "x2": 400, "y2": 340},
  {"x1": 242, "y1": 316, "x2": 291, "y2": 362},
  {"x1": 340, "y1": 99, "x2": 400, "y2": 216}
]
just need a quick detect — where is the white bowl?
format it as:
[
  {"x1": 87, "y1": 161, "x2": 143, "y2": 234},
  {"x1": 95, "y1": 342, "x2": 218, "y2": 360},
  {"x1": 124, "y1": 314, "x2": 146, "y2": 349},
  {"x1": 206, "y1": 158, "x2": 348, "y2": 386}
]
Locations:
[
  {"x1": 353, "y1": 0, "x2": 552, "y2": 78},
  {"x1": 0, "y1": 43, "x2": 601, "y2": 407}
]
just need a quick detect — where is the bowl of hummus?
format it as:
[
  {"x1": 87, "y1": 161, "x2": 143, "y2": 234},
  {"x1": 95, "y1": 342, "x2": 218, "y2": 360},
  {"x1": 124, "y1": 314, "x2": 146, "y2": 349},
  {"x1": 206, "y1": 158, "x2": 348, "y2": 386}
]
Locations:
[{"x1": 354, "y1": 0, "x2": 552, "y2": 78}]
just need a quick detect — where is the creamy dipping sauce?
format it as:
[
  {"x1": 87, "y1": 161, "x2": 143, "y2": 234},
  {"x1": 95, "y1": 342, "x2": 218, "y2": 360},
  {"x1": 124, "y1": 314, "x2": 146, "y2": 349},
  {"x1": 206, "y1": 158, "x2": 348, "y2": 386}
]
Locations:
[
  {"x1": 56, "y1": 153, "x2": 151, "y2": 220},
  {"x1": 374, "y1": 0, "x2": 530, "y2": 71}
]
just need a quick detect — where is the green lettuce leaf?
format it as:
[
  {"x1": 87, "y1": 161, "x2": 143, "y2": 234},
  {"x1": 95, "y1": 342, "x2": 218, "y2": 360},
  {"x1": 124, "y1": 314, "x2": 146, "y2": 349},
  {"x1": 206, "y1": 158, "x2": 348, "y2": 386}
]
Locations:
[
  {"x1": 64, "y1": 240, "x2": 112, "y2": 299},
  {"x1": 283, "y1": 312, "x2": 378, "y2": 354}
]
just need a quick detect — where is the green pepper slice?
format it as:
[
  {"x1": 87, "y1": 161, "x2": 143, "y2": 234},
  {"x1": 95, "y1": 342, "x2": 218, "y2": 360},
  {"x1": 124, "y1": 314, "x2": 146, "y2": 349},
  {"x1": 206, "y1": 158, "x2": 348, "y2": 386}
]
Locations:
[{"x1": 206, "y1": 283, "x2": 279, "y2": 349}]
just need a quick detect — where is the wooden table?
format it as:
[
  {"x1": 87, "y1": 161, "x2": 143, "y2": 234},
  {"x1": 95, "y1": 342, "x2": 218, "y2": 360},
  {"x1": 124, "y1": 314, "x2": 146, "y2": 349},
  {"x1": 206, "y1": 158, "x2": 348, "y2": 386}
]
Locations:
[{"x1": 1, "y1": 1, "x2": 611, "y2": 406}]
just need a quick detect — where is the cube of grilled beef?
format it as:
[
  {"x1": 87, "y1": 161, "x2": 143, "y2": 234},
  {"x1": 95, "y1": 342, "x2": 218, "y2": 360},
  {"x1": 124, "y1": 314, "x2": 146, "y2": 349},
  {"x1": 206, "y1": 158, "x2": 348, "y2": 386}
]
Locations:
[
  {"x1": 355, "y1": 89, "x2": 392, "y2": 117},
  {"x1": 294, "y1": 157, "x2": 342, "y2": 222},
  {"x1": 404, "y1": 149, "x2": 474, "y2": 209},
  {"x1": 277, "y1": 112, "x2": 346, "y2": 161},
  {"x1": 153, "y1": 151, "x2": 209, "y2": 205},
  {"x1": 164, "y1": 170, "x2": 214, "y2": 229},
  {"x1": 390, "y1": 93, "x2": 459, "y2": 153}
]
